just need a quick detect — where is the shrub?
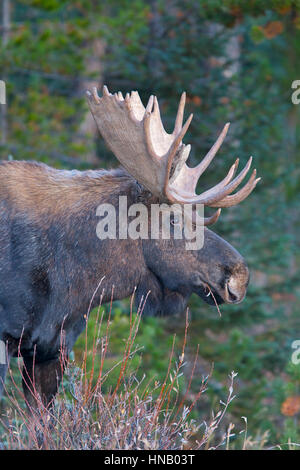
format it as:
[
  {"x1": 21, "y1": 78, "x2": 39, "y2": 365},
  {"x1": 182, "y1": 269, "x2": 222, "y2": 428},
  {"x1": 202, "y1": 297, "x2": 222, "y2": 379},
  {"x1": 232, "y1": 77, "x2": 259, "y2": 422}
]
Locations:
[{"x1": 0, "y1": 297, "x2": 237, "y2": 450}]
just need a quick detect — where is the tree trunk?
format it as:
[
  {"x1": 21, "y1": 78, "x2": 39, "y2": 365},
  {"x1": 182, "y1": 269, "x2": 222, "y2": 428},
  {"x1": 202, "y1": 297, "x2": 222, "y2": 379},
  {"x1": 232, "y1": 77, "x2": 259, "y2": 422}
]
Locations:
[{"x1": 78, "y1": 39, "x2": 105, "y2": 164}]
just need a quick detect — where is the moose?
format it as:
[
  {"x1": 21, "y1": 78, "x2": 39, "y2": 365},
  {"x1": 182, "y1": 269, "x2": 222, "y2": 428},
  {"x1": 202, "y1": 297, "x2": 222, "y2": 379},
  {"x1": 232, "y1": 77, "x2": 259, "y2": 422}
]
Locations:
[{"x1": 0, "y1": 86, "x2": 260, "y2": 409}]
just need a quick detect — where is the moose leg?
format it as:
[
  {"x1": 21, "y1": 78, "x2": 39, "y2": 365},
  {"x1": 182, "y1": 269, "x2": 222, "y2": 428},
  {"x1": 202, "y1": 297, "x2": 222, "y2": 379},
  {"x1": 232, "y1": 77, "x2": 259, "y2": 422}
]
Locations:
[{"x1": 22, "y1": 357, "x2": 65, "y2": 410}]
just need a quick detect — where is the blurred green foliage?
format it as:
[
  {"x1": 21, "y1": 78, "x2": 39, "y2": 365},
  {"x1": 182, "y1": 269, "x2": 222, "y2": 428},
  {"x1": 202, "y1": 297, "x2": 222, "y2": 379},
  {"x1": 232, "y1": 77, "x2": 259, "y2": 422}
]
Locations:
[{"x1": 1, "y1": 0, "x2": 300, "y2": 448}]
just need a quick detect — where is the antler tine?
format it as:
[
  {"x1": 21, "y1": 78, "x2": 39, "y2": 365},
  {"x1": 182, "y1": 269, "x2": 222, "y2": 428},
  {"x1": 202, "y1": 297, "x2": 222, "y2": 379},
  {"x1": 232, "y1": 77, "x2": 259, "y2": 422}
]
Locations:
[
  {"x1": 210, "y1": 158, "x2": 239, "y2": 193},
  {"x1": 103, "y1": 85, "x2": 110, "y2": 96},
  {"x1": 165, "y1": 113, "x2": 193, "y2": 188},
  {"x1": 91, "y1": 87, "x2": 101, "y2": 103},
  {"x1": 192, "y1": 207, "x2": 222, "y2": 226},
  {"x1": 209, "y1": 171, "x2": 261, "y2": 208},
  {"x1": 204, "y1": 208, "x2": 222, "y2": 226},
  {"x1": 165, "y1": 122, "x2": 232, "y2": 200},
  {"x1": 167, "y1": 156, "x2": 252, "y2": 205},
  {"x1": 143, "y1": 108, "x2": 161, "y2": 161},
  {"x1": 153, "y1": 96, "x2": 161, "y2": 120},
  {"x1": 195, "y1": 156, "x2": 253, "y2": 205},
  {"x1": 173, "y1": 91, "x2": 186, "y2": 135},
  {"x1": 192, "y1": 123, "x2": 230, "y2": 183},
  {"x1": 146, "y1": 95, "x2": 154, "y2": 113}
]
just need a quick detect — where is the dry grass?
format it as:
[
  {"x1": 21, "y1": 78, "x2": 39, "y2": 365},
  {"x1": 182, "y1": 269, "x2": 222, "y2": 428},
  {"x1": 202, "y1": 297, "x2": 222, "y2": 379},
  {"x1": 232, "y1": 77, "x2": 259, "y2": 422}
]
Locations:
[{"x1": 0, "y1": 292, "x2": 237, "y2": 450}]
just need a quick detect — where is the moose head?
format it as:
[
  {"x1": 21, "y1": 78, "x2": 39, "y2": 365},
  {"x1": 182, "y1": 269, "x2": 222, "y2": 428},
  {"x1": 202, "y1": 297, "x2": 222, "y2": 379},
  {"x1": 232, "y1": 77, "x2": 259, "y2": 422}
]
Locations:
[{"x1": 87, "y1": 86, "x2": 260, "y2": 316}]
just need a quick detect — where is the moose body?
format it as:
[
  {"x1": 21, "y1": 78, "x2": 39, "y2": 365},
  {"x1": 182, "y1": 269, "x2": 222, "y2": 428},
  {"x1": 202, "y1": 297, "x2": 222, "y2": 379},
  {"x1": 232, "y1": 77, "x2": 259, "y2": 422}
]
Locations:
[{"x1": 0, "y1": 87, "x2": 259, "y2": 408}]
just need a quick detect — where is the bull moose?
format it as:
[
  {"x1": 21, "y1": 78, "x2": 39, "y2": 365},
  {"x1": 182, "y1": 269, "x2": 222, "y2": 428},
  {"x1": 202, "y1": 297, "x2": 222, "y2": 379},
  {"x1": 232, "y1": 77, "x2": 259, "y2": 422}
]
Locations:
[{"x1": 0, "y1": 86, "x2": 260, "y2": 409}]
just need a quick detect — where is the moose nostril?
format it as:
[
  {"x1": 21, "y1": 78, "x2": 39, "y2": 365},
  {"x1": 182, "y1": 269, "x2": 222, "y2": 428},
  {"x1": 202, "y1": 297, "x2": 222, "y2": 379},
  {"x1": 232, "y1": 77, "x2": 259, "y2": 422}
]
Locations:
[
  {"x1": 226, "y1": 284, "x2": 238, "y2": 302},
  {"x1": 225, "y1": 276, "x2": 247, "y2": 304}
]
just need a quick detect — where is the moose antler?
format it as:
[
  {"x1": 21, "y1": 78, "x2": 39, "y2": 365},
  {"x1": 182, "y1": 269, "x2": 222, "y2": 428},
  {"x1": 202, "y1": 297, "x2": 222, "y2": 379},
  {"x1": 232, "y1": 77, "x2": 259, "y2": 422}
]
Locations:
[{"x1": 87, "y1": 86, "x2": 260, "y2": 225}]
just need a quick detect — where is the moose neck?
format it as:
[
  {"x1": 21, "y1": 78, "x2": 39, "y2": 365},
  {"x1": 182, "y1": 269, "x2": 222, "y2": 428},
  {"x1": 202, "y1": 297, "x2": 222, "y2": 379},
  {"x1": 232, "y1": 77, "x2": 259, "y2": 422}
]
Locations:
[
  {"x1": 0, "y1": 161, "x2": 146, "y2": 309},
  {"x1": 50, "y1": 167, "x2": 147, "y2": 307}
]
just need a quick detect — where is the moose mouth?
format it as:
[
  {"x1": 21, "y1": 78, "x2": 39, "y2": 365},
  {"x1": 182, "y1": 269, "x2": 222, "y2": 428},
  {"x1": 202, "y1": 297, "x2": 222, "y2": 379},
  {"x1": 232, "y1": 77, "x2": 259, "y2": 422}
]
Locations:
[
  {"x1": 194, "y1": 283, "x2": 225, "y2": 306},
  {"x1": 194, "y1": 281, "x2": 242, "y2": 306}
]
